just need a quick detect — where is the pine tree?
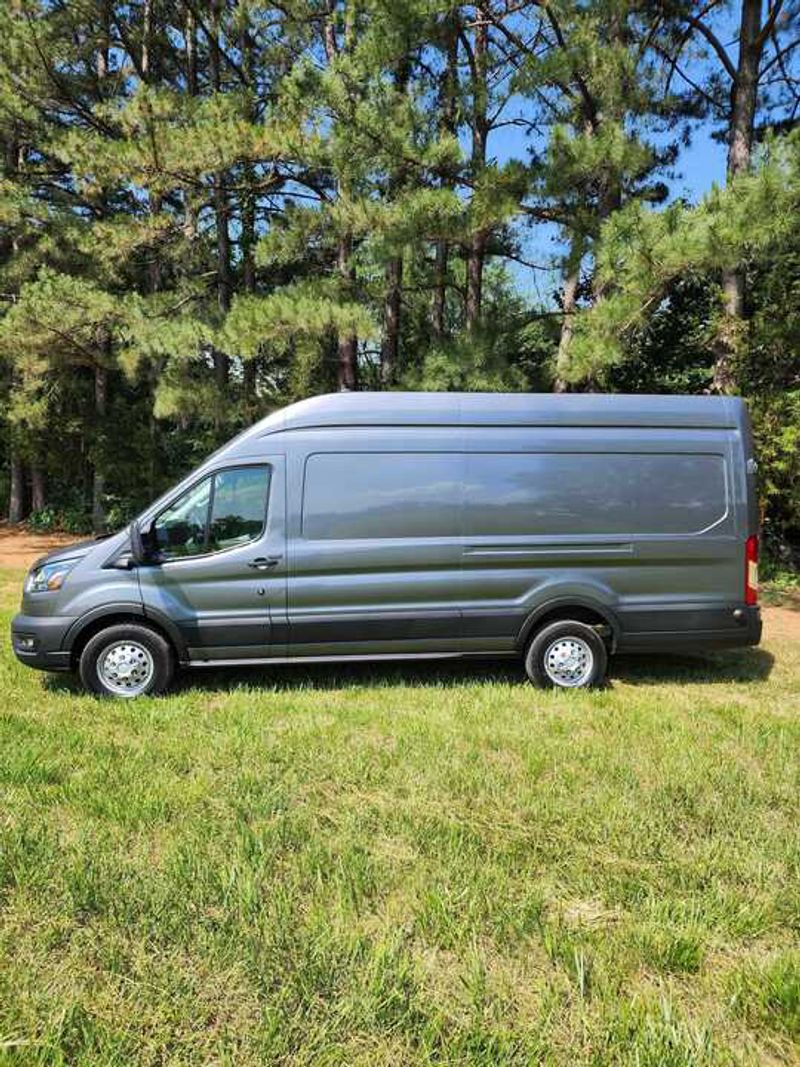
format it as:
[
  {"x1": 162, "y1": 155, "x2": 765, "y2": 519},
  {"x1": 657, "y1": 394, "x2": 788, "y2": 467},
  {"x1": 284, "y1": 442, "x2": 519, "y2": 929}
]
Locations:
[
  {"x1": 664, "y1": 0, "x2": 800, "y2": 391},
  {"x1": 565, "y1": 132, "x2": 800, "y2": 383},
  {"x1": 0, "y1": 0, "x2": 120, "y2": 523},
  {"x1": 506, "y1": 0, "x2": 694, "y2": 388}
]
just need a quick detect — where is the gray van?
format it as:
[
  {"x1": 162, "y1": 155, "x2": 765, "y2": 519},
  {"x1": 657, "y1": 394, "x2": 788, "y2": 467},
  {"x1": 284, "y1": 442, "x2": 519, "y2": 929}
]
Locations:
[{"x1": 11, "y1": 392, "x2": 762, "y2": 697}]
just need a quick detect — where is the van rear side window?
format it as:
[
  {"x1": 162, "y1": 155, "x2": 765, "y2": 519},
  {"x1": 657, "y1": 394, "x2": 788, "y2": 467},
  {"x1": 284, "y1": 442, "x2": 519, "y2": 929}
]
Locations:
[
  {"x1": 303, "y1": 453, "x2": 461, "y2": 539},
  {"x1": 302, "y1": 451, "x2": 728, "y2": 541},
  {"x1": 464, "y1": 453, "x2": 727, "y2": 536}
]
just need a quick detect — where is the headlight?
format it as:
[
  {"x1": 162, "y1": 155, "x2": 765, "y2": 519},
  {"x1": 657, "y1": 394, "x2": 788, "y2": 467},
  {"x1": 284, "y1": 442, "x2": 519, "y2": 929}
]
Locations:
[{"x1": 25, "y1": 558, "x2": 79, "y2": 593}]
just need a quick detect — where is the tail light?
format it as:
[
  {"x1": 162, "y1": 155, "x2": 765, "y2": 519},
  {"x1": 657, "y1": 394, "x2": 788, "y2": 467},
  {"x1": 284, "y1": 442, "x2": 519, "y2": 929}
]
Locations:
[{"x1": 745, "y1": 535, "x2": 759, "y2": 606}]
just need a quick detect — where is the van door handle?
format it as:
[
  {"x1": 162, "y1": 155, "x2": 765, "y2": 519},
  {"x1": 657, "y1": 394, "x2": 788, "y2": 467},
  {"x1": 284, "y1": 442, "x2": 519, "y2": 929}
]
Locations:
[{"x1": 249, "y1": 555, "x2": 282, "y2": 570}]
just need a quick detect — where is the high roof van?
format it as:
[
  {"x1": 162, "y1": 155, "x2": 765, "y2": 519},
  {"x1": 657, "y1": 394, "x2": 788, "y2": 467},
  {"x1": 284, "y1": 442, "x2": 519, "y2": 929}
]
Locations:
[{"x1": 11, "y1": 392, "x2": 762, "y2": 696}]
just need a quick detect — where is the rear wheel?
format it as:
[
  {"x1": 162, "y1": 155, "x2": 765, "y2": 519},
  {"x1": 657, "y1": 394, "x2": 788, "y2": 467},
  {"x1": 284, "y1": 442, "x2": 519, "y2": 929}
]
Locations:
[
  {"x1": 524, "y1": 620, "x2": 607, "y2": 689},
  {"x1": 79, "y1": 623, "x2": 175, "y2": 698}
]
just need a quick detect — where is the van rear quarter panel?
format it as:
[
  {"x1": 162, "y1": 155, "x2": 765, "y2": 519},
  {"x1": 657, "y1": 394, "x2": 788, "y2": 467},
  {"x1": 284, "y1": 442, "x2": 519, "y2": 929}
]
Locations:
[
  {"x1": 457, "y1": 426, "x2": 743, "y2": 650},
  {"x1": 268, "y1": 420, "x2": 747, "y2": 656}
]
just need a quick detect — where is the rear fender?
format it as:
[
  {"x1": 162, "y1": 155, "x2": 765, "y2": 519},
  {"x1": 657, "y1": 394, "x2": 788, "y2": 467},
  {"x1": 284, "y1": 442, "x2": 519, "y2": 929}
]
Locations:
[{"x1": 517, "y1": 595, "x2": 621, "y2": 652}]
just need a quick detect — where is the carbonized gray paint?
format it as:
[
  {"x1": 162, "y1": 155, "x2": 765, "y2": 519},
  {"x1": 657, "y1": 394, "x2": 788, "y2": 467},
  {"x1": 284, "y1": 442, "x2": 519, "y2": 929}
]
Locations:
[
  {"x1": 11, "y1": 392, "x2": 761, "y2": 674},
  {"x1": 137, "y1": 456, "x2": 288, "y2": 661}
]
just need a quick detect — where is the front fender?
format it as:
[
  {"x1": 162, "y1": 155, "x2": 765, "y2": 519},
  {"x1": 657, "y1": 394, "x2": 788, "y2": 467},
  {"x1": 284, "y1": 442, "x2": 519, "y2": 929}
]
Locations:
[{"x1": 63, "y1": 604, "x2": 188, "y2": 662}]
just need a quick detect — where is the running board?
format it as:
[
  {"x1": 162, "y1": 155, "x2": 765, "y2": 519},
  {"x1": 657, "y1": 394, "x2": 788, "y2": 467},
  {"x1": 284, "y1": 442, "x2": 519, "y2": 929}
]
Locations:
[{"x1": 187, "y1": 651, "x2": 470, "y2": 668}]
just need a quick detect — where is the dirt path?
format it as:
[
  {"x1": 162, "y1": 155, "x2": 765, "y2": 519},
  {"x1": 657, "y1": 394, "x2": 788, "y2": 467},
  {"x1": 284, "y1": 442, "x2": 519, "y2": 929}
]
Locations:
[
  {"x1": 763, "y1": 604, "x2": 800, "y2": 641},
  {"x1": 0, "y1": 525, "x2": 797, "y2": 640},
  {"x1": 0, "y1": 524, "x2": 80, "y2": 569}
]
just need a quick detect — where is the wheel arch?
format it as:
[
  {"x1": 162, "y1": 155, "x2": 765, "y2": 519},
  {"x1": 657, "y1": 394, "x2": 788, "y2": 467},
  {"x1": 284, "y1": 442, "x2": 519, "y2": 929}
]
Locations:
[
  {"x1": 517, "y1": 596, "x2": 620, "y2": 653},
  {"x1": 64, "y1": 605, "x2": 186, "y2": 667}
]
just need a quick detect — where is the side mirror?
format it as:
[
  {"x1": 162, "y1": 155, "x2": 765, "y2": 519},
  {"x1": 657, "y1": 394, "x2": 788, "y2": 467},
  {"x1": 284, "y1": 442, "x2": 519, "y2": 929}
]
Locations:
[{"x1": 130, "y1": 520, "x2": 153, "y2": 565}]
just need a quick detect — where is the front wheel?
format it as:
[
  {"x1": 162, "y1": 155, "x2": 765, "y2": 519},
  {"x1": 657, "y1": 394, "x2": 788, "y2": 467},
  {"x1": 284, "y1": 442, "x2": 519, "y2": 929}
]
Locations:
[
  {"x1": 78, "y1": 623, "x2": 175, "y2": 698},
  {"x1": 524, "y1": 620, "x2": 608, "y2": 689}
]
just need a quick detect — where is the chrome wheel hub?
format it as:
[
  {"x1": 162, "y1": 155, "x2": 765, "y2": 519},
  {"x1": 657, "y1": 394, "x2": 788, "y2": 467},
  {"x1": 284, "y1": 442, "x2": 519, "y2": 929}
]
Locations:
[
  {"x1": 543, "y1": 636, "x2": 594, "y2": 688},
  {"x1": 97, "y1": 641, "x2": 154, "y2": 697}
]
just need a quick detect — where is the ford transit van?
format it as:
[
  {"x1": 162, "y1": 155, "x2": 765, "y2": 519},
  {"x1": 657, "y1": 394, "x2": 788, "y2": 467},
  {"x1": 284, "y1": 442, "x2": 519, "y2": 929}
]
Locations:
[{"x1": 11, "y1": 392, "x2": 762, "y2": 696}]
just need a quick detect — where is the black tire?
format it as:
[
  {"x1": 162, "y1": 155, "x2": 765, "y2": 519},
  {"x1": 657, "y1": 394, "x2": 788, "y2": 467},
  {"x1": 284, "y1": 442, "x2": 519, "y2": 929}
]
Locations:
[
  {"x1": 78, "y1": 623, "x2": 175, "y2": 698},
  {"x1": 524, "y1": 620, "x2": 608, "y2": 690}
]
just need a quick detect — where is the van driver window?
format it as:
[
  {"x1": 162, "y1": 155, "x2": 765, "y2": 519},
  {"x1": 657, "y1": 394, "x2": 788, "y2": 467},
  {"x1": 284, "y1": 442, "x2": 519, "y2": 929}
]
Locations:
[
  {"x1": 153, "y1": 477, "x2": 211, "y2": 558},
  {"x1": 153, "y1": 466, "x2": 270, "y2": 559}
]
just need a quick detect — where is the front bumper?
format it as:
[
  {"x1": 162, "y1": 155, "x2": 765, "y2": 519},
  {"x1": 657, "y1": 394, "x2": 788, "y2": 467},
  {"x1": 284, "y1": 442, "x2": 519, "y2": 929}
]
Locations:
[{"x1": 10, "y1": 613, "x2": 75, "y2": 672}]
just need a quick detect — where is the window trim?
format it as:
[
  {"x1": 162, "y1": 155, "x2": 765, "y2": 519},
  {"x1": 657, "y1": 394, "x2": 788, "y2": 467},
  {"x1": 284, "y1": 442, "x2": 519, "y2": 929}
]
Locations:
[{"x1": 153, "y1": 463, "x2": 272, "y2": 563}]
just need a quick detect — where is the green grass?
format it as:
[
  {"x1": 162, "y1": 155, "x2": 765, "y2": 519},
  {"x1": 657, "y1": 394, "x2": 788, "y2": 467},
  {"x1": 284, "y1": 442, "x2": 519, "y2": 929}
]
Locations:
[{"x1": 1, "y1": 567, "x2": 799, "y2": 1065}]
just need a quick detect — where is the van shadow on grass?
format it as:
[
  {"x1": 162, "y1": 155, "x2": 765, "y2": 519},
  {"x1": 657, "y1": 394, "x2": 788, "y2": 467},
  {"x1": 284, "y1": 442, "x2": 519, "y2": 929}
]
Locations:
[
  {"x1": 609, "y1": 646, "x2": 774, "y2": 687},
  {"x1": 44, "y1": 647, "x2": 774, "y2": 696},
  {"x1": 172, "y1": 647, "x2": 775, "y2": 692}
]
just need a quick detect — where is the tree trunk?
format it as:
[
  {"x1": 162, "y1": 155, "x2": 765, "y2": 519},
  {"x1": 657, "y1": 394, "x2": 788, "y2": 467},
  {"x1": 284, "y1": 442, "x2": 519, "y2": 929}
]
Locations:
[
  {"x1": 727, "y1": 0, "x2": 762, "y2": 180},
  {"x1": 337, "y1": 334, "x2": 358, "y2": 391},
  {"x1": 240, "y1": 17, "x2": 259, "y2": 402},
  {"x1": 243, "y1": 357, "x2": 257, "y2": 399},
  {"x1": 97, "y1": 0, "x2": 110, "y2": 84},
  {"x1": 92, "y1": 363, "x2": 108, "y2": 534},
  {"x1": 465, "y1": 232, "x2": 487, "y2": 333},
  {"x1": 30, "y1": 463, "x2": 45, "y2": 513},
  {"x1": 93, "y1": 10, "x2": 112, "y2": 528},
  {"x1": 336, "y1": 235, "x2": 358, "y2": 391},
  {"x1": 213, "y1": 177, "x2": 232, "y2": 391},
  {"x1": 8, "y1": 450, "x2": 25, "y2": 523},
  {"x1": 381, "y1": 256, "x2": 403, "y2": 385},
  {"x1": 241, "y1": 193, "x2": 258, "y2": 397},
  {"x1": 141, "y1": 0, "x2": 152, "y2": 81},
  {"x1": 210, "y1": 0, "x2": 230, "y2": 391},
  {"x1": 186, "y1": 7, "x2": 197, "y2": 94},
  {"x1": 3, "y1": 117, "x2": 25, "y2": 523},
  {"x1": 182, "y1": 7, "x2": 199, "y2": 241},
  {"x1": 555, "y1": 238, "x2": 584, "y2": 391},
  {"x1": 380, "y1": 58, "x2": 410, "y2": 384},
  {"x1": 465, "y1": 6, "x2": 488, "y2": 332},
  {"x1": 324, "y1": 0, "x2": 338, "y2": 59},
  {"x1": 140, "y1": 0, "x2": 163, "y2": 293},
  {"x1": 326, "y1": 2, "x2": 358, "y2": 391},
  {"x1": 714, "y1": 0, "x2": 763, "y2": 394},
  {"x1": 241, "y1": 194, "x2": 258, "y2": 396},
  {"x1": 431, "y1": 13, "x2": 458, "y2": 340},
  {"x1": 432, "y1": 240, "x2": 448, "y2": 340}
]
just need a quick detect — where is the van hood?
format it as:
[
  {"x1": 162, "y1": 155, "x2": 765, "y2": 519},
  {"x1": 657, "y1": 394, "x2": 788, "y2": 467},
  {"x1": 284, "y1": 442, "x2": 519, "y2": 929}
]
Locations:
[{"x1": 30, "y1": 534, "x2": 114, "y2": 571}]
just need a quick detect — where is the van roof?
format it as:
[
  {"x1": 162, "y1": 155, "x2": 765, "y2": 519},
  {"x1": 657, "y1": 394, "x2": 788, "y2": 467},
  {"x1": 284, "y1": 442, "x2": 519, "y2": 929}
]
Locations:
[{"x1": 246, "y1": 391, "x2": 742, "y2": 437}]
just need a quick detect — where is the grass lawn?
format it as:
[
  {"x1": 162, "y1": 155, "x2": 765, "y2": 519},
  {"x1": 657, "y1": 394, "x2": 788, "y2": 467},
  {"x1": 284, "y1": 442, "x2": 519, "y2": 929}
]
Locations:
[{"x1": 1, "y1": 564, "x2": 799, "y2": 1065}]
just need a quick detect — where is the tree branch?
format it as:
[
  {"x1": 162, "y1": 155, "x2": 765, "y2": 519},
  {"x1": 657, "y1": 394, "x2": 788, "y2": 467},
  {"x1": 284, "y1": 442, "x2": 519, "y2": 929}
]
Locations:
[
  {"x1": 685, "y1": 13, "x2": 738, "y2": 81},
  {"x1": 758, "y1": 0, "x2": 785, "y2": 46}
]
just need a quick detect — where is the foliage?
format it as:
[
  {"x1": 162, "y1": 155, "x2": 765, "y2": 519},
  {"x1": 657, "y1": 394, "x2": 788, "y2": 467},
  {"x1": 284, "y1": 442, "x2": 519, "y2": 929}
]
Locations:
[
  {"x1": 564, "y1": 136, "x2": 799, "y2": 379},
  {"x1": 0, "y1": 0, "x2": 797, "y2": 555},
  {"x1": 401, "y1": 266, "x2": 555, "y2": 392},
  {"x1": 27, "y1": 505, "x2": 92, "y2": 535}
]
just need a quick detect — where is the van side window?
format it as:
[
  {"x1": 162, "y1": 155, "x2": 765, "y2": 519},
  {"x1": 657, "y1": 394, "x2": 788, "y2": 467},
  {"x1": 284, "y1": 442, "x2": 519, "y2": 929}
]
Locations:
[
  {"x1": 153, "y1": 476, "x2": 212, "y2": 558},
  {"x1": 303, "y1": 453, "x2": 462, "y2": 539},
  {"x1": 464, "y1": 453, "x2": 727, "y2": 536},
  {"x1": 153, "y1": 466, "x2": 270, "y2": 559}
]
